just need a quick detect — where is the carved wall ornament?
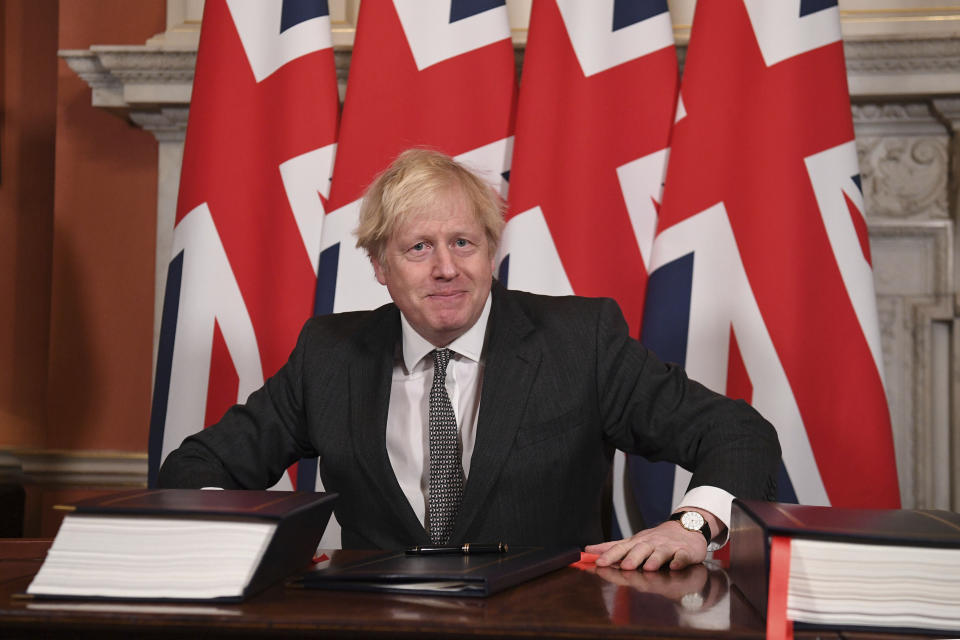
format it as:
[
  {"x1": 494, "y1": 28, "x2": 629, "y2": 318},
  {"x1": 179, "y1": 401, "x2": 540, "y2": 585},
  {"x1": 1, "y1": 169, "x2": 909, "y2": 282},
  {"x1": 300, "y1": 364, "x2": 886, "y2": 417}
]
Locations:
[{"x1": 857, "y1": 136, "x2": 949, "y2": 220}]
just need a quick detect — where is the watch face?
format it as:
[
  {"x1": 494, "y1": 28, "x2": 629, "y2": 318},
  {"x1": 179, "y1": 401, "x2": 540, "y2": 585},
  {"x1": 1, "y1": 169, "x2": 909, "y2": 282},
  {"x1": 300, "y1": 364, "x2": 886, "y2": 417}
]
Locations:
[{"x1": 680, "y1": 511, "x2": 705, "y2": 531}]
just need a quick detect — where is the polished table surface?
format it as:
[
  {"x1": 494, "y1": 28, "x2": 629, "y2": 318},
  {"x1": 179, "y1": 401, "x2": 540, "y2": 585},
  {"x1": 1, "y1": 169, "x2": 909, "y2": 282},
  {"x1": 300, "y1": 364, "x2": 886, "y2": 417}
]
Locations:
[{"x1": 0, "y1": 540, "x2": 936, "y2": 639}]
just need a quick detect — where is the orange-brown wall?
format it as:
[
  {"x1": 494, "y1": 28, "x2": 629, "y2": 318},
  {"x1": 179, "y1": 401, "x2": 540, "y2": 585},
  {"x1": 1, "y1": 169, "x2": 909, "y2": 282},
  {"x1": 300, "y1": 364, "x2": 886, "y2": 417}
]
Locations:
[
  {"x1": 47, "y1": 0, "x2": 165, "y2": 451},
  {"x1": 1, "y1": 0, "x2": 165, "y2": 456},
  {"x1": 0, "y1": 1, "x2": 58, "y2": 450}
]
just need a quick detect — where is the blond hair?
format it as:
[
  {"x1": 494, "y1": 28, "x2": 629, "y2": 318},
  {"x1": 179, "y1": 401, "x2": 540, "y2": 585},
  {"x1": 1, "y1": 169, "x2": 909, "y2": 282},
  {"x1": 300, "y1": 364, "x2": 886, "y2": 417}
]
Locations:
[{"x1": 355, "y1": 148, "x2": 505, "y2": 264}]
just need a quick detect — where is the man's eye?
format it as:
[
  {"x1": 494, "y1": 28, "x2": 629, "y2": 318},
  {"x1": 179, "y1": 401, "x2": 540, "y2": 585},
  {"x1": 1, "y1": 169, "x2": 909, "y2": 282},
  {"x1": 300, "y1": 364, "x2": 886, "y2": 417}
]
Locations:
[
  {"x1": 412, "y1": 242, "x2": 426, "y2": 251},
  {"x1": 455, "y1": 239, "x2": 469, "y2": 247}
]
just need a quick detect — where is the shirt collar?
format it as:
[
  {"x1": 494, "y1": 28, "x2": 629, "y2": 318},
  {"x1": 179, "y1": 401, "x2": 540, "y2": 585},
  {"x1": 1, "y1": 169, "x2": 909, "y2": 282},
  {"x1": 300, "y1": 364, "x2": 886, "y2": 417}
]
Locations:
[{"x1": 400, "y1": 292, "x2": 492, "y2": 372}]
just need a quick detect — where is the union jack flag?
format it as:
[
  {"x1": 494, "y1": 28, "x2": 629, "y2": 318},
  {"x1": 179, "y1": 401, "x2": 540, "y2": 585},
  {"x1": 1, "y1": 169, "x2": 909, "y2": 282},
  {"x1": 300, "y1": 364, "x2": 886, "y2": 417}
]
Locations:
[
  {"x1": 148, "y1": 0, "x2": 339, "y2": 490},
  {"x1": 633, "y1": 0, "x2": 900, "y2": 523},
  {"x1": 499, "y1": 0, "x2": 678, "y2": 535}
]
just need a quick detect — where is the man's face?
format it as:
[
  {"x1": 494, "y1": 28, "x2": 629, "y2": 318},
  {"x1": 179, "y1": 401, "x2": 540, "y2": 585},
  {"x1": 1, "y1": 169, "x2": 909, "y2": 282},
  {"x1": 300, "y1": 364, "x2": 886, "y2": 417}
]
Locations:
[{"x1": 372, "y1": 188, "x2": 495, "y2": 347}]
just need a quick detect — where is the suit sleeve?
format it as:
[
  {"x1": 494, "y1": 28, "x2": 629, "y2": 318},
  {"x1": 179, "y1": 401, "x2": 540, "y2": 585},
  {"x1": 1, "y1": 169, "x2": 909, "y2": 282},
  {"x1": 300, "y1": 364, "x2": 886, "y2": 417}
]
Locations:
[
  {"x1": 595, "y1": 298, "x2": 780, "y2": 501},
  {"x1": 157, "y1": 321, "x2": 317, "y2": 490}
]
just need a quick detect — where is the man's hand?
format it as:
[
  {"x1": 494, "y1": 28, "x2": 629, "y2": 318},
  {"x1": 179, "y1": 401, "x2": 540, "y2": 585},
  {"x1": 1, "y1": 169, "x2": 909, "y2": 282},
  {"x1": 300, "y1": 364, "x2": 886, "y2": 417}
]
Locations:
[{"x1": 584, "y1": 508, "x2": 723, "y2": 571}]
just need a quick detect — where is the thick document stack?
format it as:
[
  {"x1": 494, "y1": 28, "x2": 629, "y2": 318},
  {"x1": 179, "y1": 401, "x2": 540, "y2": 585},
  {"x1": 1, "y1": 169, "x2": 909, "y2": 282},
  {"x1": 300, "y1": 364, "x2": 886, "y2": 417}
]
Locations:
[
  {"x1": 730, "y1": 499, "x2": 960, "y2": 634},
  {"x1": 290, "y1": 547, "x2": 581, "y2": 597},
  {"x1": 26, "y1": 489, "x2": 336, "y2": 602}
]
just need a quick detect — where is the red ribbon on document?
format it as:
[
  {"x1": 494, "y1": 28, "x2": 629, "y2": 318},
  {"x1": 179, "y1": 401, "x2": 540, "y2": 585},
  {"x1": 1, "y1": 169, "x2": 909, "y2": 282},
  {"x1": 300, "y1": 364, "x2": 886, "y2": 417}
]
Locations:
[{"x1": 766, "y1": 536, "x2": 794, "y2": 640}]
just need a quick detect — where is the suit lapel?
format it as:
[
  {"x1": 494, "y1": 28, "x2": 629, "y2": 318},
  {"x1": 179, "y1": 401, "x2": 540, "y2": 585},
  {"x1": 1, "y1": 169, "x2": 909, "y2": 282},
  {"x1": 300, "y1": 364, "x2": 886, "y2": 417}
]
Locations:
[
  {"x1": 348, "y1": 307, "x2": 430, "y2": 544},
  {"x1": 452, "y1": 283, "x2": 540, "y2": 541}
]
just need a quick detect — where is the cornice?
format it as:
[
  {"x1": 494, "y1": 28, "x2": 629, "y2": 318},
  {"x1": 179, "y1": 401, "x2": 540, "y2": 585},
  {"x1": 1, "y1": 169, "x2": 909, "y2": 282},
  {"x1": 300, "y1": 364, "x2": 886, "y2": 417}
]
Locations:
[
  {"x1": 60, "y1": 47, "x2": 196, "y2": 112},
  {"x1": 845, "y1": 37, "x2": 960, "y2": 74},
  {"x1": 844, "y1": 37, "x2": 960, "y2": 97},
  {"x1": 60, "y1": 34, "x2": 960, "y2": 133}
]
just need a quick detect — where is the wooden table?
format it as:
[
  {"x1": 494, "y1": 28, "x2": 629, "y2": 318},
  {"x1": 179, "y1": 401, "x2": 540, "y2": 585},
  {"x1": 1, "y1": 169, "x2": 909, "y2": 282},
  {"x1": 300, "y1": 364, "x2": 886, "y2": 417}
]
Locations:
[{"x1": 0, "y1": 539, "x2": 914, "y2": 639}]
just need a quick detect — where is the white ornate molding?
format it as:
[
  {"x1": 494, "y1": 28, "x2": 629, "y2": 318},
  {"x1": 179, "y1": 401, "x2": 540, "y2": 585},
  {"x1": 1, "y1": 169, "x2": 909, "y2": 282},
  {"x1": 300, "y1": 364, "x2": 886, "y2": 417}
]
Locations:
[
  {"x1": 60, "y1": 47, "x2": 195, "y2": 115},
  {"x1": 845, "y1": 37, "x2": 960, "y2": 96},
  {"x1": 871, "y1": 219, "x2": 955, "y2": 510},
  {"x1": 845, "y1": 38, "x2": 960, "y2": 75},
  {"x1": 856, "y1": 134, "x2": 949, "y2": 220},
  {"x1": 871, "y1": 220, "x2": 953, "y2": 298},
  {"x1": 853, "y1": 102, "x2": 947, "y2": 137},
  {"x1": 933, "y1": 97, "x2": 960, "y2": 130},
  {"x1": 853, "y1": 102, "x2": 950, "y2": 222},
  {"x1": 911, "y1": 297, "x2": 955, "y2": 509},
  {"x1": 129, "y1": 108, "x2": 191, "y2": 143},
  {"x1": 857, "y1": 97, "x2": 958, "y2": 507}
]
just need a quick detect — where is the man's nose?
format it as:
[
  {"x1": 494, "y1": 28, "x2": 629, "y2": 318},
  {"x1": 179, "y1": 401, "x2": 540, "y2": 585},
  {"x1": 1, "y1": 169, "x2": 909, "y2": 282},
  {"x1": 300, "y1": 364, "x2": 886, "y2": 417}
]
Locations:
[{"x1": 432, "y1": 246, "x2": 458, "y2": 278}]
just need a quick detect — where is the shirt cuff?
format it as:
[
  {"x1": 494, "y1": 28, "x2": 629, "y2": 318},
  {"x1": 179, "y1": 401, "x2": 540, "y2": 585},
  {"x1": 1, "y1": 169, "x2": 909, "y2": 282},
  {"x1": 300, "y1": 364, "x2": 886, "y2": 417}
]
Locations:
[{"x1": 675, "y1": 485, "x2": 735, "y2": 551}]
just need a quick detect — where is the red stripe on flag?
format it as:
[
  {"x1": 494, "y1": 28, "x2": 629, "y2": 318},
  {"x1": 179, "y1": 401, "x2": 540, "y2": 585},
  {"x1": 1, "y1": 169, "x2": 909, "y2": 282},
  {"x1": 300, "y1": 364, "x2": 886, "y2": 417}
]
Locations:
[
  {"x1": 843, "y1": 190, "x2": 872, "y2": 266},
  {"x1": 725, "y1": 326, "x2": 753, "y2": 404},
  {"x1": 204, "y1": 320, "x2": 239, "y2": 430}
]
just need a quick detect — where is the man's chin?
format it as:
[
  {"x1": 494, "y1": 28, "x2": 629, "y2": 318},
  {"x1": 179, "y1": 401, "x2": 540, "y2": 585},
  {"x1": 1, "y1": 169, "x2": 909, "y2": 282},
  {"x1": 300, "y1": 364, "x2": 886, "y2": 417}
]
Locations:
[
  {"x1": 429, "y1": 319, "x2": 468, "y2": 335},
  {"x1": 423, "y1": 315, "x2": 472, "y2": 342}
]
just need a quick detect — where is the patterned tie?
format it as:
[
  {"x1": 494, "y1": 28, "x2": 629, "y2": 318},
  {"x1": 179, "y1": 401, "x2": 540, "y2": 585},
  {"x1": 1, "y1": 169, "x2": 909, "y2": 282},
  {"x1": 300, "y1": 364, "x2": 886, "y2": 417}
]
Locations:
[{"x1": 428, "y1": 348, "x2": 463, "y2": 544}]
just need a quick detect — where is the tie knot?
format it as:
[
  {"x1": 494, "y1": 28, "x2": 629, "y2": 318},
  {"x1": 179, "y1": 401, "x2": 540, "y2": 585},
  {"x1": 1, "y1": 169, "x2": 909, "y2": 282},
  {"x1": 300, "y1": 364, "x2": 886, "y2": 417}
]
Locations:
[{"x1": 433, "y1": 348, "x2": 451, "y2": 376}]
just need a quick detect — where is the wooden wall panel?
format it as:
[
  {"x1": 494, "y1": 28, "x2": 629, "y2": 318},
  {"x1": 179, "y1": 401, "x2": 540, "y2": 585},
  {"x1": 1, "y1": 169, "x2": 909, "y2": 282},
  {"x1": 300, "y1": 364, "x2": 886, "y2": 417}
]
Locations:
[
  {"x1": 45, "y1": 0, "x2": 165, "y2": 452},
  {"x1": 0, "y1": 1, "x2": 58, "y2": 449}
]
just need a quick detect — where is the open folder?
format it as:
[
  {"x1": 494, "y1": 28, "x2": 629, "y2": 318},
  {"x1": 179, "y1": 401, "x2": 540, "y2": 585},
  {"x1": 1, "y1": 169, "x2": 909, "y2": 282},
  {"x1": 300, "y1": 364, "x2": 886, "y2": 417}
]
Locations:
[{"x1": 290, "y1": 547, "x2": 581, "y2": 597}]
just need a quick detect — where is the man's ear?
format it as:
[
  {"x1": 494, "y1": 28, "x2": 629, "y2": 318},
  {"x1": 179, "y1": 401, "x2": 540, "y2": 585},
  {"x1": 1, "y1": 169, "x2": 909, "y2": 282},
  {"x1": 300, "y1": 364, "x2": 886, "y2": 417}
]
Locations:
[{"x1": 371, "y1": 257, "x2": 388, "y2": 286}]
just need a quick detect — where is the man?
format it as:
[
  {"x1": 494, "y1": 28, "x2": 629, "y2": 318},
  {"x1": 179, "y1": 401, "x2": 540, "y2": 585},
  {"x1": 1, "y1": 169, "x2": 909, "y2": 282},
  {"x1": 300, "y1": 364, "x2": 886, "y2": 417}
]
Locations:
[{"x1": 159, "y1": 149, "x2": 780, "y2": 571}]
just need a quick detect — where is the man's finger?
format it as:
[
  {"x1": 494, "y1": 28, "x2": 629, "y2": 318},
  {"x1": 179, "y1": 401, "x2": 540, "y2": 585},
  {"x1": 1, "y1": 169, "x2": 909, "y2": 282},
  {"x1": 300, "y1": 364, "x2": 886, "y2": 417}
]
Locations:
[
  {"x1": 584, "y1": 540, "x2": 618, "y2": 554},
  {"x1": 597, "y1": 538, "x2": 644, "y2": 567},
  {"x1": 639, "y1": 547, "x2": 674, "y2": 572},
  {"x1": 595, "y1": 540, "x2": 634, "y2": 567},
  {"x1": 618, "y1": 540, "x2": 657, "y2": 571},
  {"x1": 669, "y1": 549, "x2": 694, "y2": 570}
]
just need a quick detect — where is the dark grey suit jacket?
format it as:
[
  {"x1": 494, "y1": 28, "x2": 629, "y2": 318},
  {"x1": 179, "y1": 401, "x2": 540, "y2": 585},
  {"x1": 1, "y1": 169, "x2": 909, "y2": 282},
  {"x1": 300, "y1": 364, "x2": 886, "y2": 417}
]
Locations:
[{"x1": 158, "y1": 282, "x2": 780, "y2": 548}]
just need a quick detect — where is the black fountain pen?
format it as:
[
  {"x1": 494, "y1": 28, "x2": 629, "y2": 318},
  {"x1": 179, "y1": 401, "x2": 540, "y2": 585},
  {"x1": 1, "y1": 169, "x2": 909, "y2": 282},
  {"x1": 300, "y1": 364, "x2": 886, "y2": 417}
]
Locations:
[{"x1": 406, "y1": 542, "x2": 509, "y2": 555}]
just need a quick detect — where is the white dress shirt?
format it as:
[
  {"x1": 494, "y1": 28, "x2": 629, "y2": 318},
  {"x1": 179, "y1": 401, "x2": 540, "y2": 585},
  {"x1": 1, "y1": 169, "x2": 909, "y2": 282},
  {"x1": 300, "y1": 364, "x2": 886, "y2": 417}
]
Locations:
[
  {"x1": 385, "y1": 295, "x2": 490, "y2": 527},
  {"x1": 384, "y1": 291, "x2": 732, "y2": 546}
]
